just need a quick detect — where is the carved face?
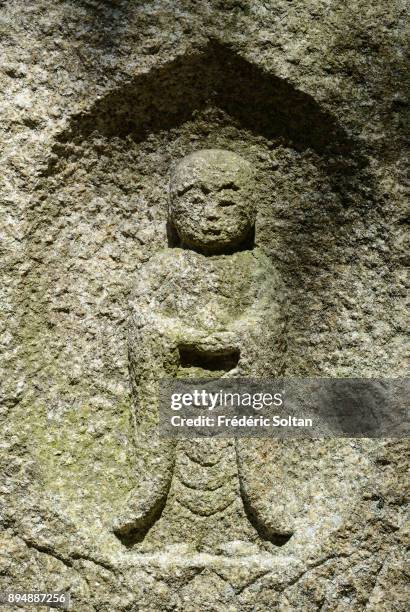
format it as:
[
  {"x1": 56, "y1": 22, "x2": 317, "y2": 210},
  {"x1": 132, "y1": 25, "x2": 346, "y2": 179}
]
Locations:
[{"x1": 169, "y1": 149, "x2": 255, "y2": 253}]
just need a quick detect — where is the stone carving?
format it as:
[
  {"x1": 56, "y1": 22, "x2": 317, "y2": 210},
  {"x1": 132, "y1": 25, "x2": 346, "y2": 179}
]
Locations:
[
  {"x1": 169, "y1": 149, "x2": 255, "y2": 254},
  {"x1": 113, "y1": 149, "x2": 291, "y2": 552}
]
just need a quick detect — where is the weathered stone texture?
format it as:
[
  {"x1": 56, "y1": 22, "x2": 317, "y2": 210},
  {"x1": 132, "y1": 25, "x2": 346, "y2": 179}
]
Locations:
[{"x1": 0, "y1": 1, "x2": 408, "y2": 610}]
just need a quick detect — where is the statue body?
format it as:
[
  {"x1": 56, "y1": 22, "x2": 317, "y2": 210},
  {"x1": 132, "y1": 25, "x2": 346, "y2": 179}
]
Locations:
[{"x1": 114, "y1": 150, "x2": 290, "y2": 552}]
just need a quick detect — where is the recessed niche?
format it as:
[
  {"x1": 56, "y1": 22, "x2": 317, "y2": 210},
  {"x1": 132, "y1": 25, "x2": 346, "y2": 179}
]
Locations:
[{"x1": 178, "y1": 345, "x2": 240, "y2": 375}]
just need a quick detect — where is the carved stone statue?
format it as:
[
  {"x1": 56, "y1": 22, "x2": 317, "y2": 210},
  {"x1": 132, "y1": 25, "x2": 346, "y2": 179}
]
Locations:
[
  {"x1": 169, "y1": 148, "x2": 255, "y2": 254},
  {"x1": 113, "y1": 149, "x2": 292, "y2": 553}
]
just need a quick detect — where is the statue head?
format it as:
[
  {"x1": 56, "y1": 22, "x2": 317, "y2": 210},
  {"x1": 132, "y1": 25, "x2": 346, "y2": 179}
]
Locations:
[{"x1": 169, "y1": 149, "x2": 256, "y2": 254}]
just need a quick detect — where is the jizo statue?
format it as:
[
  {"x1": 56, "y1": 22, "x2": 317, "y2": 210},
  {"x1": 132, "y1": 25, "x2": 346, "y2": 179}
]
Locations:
[{"x1": 113, "y1": 149, "x2": 292, "y2": 553}]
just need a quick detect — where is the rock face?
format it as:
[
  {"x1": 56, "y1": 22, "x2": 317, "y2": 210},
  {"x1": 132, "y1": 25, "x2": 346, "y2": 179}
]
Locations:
[{"x1": 0, "y1": 2, "x2": 408, "y2": 611}]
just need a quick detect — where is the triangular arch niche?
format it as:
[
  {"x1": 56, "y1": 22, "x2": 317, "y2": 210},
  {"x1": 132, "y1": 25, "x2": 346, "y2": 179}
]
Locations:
[{"x1": 55, "y1": 40, "x2": 355, "y2": 157}]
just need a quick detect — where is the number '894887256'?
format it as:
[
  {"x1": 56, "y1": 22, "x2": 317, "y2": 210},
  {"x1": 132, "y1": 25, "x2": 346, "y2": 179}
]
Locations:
[{"x1": 0, "y1": 592, "x2": 70, "y2": 609}]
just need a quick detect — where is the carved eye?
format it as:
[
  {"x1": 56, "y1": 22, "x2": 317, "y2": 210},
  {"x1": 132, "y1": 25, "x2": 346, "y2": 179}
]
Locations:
[
  {"x1": 219, "y1": 199, "x2": 235, "y2": 207},
  {"x1": 218, "y1": 182, "x2": 240, "y2": 192},
  {"x1": 176, "y1": 184, "x2": 194, "y2": 196}
]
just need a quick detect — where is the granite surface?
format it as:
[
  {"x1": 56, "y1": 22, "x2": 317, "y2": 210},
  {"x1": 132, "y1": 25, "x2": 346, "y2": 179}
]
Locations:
[{"x1": 0, "y1": 1, "x2": 408, "y2": 610}]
